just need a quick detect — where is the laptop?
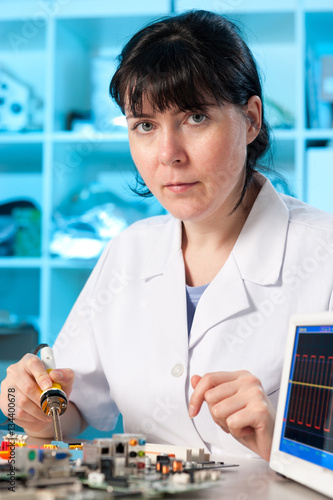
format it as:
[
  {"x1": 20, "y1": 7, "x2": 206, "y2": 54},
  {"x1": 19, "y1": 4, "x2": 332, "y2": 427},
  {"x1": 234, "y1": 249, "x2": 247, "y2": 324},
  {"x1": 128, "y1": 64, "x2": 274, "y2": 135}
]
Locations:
[{"x1": 270, "y1": 312, "x2": 333, "y2": 498}]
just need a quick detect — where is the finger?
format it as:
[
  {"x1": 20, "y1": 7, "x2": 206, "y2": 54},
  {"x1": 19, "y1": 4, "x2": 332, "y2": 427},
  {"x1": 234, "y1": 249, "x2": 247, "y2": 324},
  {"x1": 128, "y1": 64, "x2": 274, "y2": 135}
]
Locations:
[
  {"x1": 191, "y1": 375, "x2": 202, "y2": 390},
  {"x1": 224, "y1": 409, "x2": 254, "y2": 439},
  {"x1": 207, "y1": 393, "x2": 246, "y2": 434},
  {"x1": 204, "y1": 381, "x2": 238, "y2": 407},
  {"x1": 210, "y1": 393, "x2": 246, "y2": 425},
  {"x1": 22, "y1": 354, "x2": 53, "y2": 392},
  {"x1": 49, "y1": 368, "x2": 75, "y2": 398},
  {"x1": 226, "y1": 406, "x2": 273, "y2": 461},
  {"x1": 189, "y1": 372, "x2": 239, "y2": 418},
  {"x1": 49, "y1": 368, "x2": 74, "y2": 387}
]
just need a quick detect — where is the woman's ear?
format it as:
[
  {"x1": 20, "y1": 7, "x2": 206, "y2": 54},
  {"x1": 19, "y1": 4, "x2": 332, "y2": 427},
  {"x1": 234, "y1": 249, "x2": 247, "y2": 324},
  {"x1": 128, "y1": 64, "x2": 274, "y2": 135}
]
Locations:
[{"x1": 245, "y1": 95, "x2": 262, "y2": 145}]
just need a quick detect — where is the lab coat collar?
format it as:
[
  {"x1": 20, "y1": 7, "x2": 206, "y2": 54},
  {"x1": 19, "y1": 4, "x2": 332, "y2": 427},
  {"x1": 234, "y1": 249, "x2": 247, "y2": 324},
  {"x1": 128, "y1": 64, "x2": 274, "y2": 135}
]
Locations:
[
  {"x1": 139, "y1": 215, "x2": 183, "y2": 280},
  {"x1": 232, "y1": 175, "x2": 289, "y2": 285},
  {"x1": 141, "y1": 174, "x2": 289, "y2": 287}
]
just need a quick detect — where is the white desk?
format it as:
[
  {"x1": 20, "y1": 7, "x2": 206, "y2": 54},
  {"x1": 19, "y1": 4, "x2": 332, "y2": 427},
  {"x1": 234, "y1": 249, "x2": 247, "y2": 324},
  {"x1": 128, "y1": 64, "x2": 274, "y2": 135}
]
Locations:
[{"x1": 198, "y1": 456, "x2": 329, "y2": 500}]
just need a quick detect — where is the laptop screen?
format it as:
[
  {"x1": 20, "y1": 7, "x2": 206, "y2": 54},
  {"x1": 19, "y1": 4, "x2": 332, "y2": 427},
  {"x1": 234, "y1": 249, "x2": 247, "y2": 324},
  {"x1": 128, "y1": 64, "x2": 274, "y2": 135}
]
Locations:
[{"x1": 279, "y1": 323, "x2": 333, "y2": 470}]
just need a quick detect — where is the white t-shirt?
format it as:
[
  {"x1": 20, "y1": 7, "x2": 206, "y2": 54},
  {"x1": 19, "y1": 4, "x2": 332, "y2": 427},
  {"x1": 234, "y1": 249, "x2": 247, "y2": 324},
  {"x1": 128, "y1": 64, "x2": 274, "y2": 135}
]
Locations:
[{"x1": 53, "y1": 176, "x2": 333, "y2": 457}]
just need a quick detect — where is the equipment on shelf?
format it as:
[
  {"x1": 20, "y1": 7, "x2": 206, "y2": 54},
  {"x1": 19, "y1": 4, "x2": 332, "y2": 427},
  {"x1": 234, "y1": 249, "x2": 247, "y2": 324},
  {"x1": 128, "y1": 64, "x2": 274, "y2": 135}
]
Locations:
[
  {"x1": 0, "y1": 65, "x2": 43, "y2": 132},
  {"x1": 50, "y1": 183, "x2": 149, "y2": 259},
  {"x1": 0, "y1": 200, "x2": 41, "y2": 257},
  {"x1": 91, "y1": 56, "x2": 126, "y2": 132}
]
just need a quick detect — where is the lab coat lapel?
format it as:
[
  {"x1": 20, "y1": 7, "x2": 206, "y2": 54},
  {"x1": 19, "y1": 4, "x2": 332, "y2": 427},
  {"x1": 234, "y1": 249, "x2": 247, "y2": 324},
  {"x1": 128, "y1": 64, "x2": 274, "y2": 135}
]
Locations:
[
  {"x1": 189, "y1": 255, "x2": 250, "y2": 349},
  {"x1": 139, "y1": 218, "x2": 188, "y2": 359}
]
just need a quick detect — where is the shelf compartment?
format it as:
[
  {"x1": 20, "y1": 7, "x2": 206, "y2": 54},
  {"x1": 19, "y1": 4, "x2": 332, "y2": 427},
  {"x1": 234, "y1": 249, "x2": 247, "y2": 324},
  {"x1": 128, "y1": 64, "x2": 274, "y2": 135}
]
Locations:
[
  {"x1": 0, "y1": 20, "x2": 46, "y2": 133},
  {"x1": 0, "y1": 141, "x2": 43, "y2": 173},
  {"x1": 0, "y1": 267, "x2": 40, "y2": 318},
  {"x1": 51, "y1": 140, "x2": 163, "y2": 226},
  {"x1": 305, "y1": 145, "x2": 333, "y2": 212},
  {"x1": 48, "y1": 267, "x2": 92, "y2": 344},
  {"x1": 305, "y1": 12, "x2": 333, "y2": 131},
  {"x1": 51, "y1": 141, "x2": 134, "y2": 207}
]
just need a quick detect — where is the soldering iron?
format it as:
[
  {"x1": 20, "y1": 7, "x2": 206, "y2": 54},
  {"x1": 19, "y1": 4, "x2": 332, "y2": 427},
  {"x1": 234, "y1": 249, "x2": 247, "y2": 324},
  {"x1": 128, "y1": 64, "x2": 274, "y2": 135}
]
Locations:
[{"x1": 33, "y1": 344, "x2": 68, "y2": 442}]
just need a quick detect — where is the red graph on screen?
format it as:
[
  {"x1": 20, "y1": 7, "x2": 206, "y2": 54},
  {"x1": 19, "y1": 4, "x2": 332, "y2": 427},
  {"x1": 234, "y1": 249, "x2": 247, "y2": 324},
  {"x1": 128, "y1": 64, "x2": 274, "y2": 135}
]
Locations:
[{"x1": 288, "y1": 354, "x2": 333, "y2": 432}]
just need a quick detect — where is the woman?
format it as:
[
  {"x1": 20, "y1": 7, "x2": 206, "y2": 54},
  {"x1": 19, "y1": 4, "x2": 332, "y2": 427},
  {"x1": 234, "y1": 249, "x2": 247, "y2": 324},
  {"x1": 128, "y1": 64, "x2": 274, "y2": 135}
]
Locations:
[{"x1": 1, "y1": 10, "x2": 332, "y2": 461}]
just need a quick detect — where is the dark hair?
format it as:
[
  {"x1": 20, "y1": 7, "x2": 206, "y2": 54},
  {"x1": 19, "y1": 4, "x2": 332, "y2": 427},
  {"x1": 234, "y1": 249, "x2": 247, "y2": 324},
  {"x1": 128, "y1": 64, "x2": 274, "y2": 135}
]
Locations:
[{"x1": 110, "y1": 10, "x2": 270, "y2": 205}]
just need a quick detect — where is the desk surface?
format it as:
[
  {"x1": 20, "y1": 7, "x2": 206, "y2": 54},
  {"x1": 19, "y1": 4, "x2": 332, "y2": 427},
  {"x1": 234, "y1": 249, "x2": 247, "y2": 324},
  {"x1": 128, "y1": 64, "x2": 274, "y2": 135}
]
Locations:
[
  {"x1": 198, "y1": 457, "x2": 329, "y2": 500},
  {"x1": 0, "y1": 434, "x2": 330, "y2": 499}
]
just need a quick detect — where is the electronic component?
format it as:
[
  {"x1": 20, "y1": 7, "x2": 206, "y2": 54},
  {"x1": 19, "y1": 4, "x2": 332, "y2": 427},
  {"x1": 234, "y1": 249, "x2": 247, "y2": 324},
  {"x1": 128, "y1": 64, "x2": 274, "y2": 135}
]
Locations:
[{"x1": 145, "y1": 443, "x2": 209, "y2": 463}]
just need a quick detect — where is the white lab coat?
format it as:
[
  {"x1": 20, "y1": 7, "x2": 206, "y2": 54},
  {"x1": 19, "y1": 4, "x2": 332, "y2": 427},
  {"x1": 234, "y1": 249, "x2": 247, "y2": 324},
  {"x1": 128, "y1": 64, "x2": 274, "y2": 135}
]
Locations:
[{"x1": 53, "y1": 176, "x2": 333, "y2": 457}]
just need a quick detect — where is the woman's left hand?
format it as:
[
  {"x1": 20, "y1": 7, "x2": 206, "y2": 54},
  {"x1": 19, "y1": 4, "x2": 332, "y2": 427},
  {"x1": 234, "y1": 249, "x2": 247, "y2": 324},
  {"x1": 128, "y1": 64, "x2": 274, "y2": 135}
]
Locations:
[{"x1": 189, "y1": 371, "x2": 275, "y2": 461}]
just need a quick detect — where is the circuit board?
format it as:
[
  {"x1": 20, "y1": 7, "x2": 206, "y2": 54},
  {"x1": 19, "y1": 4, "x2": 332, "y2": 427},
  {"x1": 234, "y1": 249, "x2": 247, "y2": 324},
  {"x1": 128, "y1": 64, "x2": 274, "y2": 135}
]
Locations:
[{"x1": 0, "y1": 433, "x2": 238, "y2": 498}]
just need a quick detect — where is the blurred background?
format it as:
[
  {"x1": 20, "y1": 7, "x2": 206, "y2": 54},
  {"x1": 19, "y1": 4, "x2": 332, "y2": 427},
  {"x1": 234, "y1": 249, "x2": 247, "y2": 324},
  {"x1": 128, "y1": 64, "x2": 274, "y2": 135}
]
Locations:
[{"x1": 0, "y1": 0, "x2": 333, "y2": 436}]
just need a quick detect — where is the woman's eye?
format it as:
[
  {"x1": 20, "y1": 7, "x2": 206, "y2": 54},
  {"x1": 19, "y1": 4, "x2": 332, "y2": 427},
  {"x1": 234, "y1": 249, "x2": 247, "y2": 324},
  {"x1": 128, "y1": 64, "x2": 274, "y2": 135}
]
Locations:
[
  {"x1": 138, "y1": 122, "x2": 153, "y2": 132},
  {"x1": 189, "y1": 113, "x2": 206, "y2": 124}
]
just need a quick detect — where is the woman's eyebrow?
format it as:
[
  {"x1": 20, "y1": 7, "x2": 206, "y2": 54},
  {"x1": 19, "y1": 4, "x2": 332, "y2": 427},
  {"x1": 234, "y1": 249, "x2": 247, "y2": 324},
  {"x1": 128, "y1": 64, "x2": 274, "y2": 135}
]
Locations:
[{"x1": 126, "y1": 113, "x2": 155, "y2": 120}]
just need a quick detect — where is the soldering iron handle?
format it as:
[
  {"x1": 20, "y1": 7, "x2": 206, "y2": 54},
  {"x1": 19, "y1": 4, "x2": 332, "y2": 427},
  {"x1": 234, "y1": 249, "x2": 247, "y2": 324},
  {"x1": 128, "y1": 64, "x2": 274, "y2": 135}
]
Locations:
[
  {"x1": 40, "y1": 346, "x2": 62, "y2": 391},
  {"x1": 40, "y1": 346, "x2": 57, "y2": 371}
]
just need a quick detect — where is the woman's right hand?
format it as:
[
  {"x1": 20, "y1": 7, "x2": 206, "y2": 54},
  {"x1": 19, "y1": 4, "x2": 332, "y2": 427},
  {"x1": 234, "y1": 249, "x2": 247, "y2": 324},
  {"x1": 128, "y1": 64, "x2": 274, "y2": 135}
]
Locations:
[{"x1": 0, "y1": 354, "x2": 74, "y2": 436}]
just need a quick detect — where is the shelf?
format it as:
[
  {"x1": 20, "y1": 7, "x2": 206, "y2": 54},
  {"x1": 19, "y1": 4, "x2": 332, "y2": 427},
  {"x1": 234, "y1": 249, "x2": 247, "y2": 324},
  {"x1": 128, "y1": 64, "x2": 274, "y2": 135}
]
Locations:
[
  {"x1": 0, "y1": 0, "x2": 171, "y2": 19},
  {"x1": 0, "y1": 257, "x2": 42, "y2": 268},
  {"x1": 304, "y1": 129, "x2": 333, "y2": 139},
  {"x1": 55, "y1": 0, "x2": 171, "y2": 18},
  {"x1": 52, "y1": 131, "x2": 129, "y2": 144},
  {"x1": 0, "y1": 132, "x2": 44, "y2": 143},
  {"x1": 271, "y1": 129, "x2": 297, "y2": 140},
  {"x1": 50, "y1": 257, "x2": 97, "y2": 269},
  {"x1": 175, "y1": 0, "x2": 297, "y2": 14},
  {"x1": 304, "y1": 0, "x2": 333, "y2": 12}
]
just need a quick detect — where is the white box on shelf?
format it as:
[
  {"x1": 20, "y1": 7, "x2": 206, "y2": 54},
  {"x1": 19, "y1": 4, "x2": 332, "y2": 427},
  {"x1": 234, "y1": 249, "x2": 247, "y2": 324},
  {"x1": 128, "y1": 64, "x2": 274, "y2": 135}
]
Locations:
[
  {"x1": 321, "y1": 56, "x2": 333, "y2": 102},
  {"x1": 307, "y1": 147, "x2": 333, "y2": 213},
  {"x1": 91, "y1": 56, "x2": 126, "y2": 132}
]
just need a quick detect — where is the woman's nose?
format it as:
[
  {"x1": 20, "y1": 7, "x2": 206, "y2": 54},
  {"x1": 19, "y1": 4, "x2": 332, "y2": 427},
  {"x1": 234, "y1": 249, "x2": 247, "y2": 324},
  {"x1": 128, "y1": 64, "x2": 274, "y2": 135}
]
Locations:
[{"x1": 158, "y1": 130, "x2": 187, "y2": 166}]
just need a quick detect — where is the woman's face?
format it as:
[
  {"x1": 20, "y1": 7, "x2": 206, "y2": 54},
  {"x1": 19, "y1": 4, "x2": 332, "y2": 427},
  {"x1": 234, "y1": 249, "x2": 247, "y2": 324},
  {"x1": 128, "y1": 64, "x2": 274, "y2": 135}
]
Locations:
[{"x1": 126, "y1": 95, "x2": 261, "y2": 225}]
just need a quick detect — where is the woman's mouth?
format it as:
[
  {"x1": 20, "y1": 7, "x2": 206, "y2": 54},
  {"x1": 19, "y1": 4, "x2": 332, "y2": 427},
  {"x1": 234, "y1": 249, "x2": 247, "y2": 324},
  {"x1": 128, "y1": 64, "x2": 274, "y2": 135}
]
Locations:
[{"x1": 164, "y1": 182, "x2": 198, "y2": 193}]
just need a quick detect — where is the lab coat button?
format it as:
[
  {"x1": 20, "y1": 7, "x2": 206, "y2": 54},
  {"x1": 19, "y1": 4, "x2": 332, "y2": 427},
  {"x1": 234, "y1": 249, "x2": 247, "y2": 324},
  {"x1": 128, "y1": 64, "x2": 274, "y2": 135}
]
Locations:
[{"x1": 171, "y1": 363, "x2": 184, "y2": 377}]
